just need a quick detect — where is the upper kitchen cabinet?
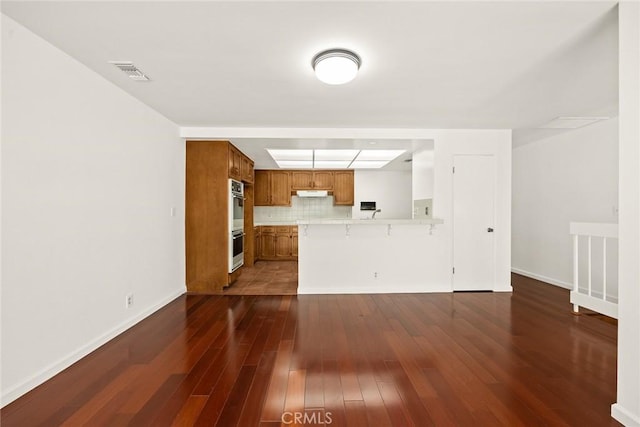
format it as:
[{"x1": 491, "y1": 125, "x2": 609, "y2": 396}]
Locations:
[
  {"x1": 333, "y1": 170, "x2": 354, "y2": 205},
  {"x1": 255, "y1": 170, "x2": 270, "y2": 205},
  {"x1": 228, "y1": 144, "x2": 254, "y2": 184},
  {"x1": 257, "y1": 169, "x2": 353, "y2": 206},
  {"x1": 291, "y1": 171, "x2": 334, "y2": 190},
  {"x1": 291, "y1": 171, "x2": 313, "y2": 190},
  {"x1": 241, "y1": 156, "x2": 254, "y2": 184},
  {"x1": 271, "y1": 171, "x2": 291, "y2": 205},
  {"x1": 312, "y1": 171, "x2": 333, "y2": 190},
  {"x1": 254, "y1": 170, "x2": 291, "y2": 206},
  {"x1": 228, "y1": 145, "x2": 242, "y2": 181}
]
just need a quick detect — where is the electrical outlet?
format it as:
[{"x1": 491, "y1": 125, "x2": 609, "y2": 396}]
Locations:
[
  {"x1": 126, "y1": 294, "x2": 134, "y2": 309},
  {"x1": 374, "y1": 272, "x2": 379, "y2": 279}
]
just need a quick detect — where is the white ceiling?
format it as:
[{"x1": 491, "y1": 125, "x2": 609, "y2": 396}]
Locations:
[{"x1": 2, "y1": 1, "x2": 619, "y2": 156}]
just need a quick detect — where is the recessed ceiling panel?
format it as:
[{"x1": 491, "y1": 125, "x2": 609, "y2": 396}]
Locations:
[
  {"x1": 314, "y1": 149, "x2": 359, "y2": 161},
  {"x1": 313, "y1": 160, "x2": 352, "y2": 169},
  {"x1": 267, "y1": 149, "x2": 313, "y2": 161},
  {"x1": 275, "y1": 160, "x2": 313, "y2": 168}
]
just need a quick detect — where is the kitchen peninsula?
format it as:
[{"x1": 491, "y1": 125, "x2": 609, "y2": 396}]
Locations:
[{"x1": 297, "y1": 218, "x2": 447, "y2": 294}]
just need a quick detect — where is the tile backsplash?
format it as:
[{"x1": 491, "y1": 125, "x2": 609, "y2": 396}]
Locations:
[{"x1": 254, "y1": 196, "x2": 352, "y2": 222}]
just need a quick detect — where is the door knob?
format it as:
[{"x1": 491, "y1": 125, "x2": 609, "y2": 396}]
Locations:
[{"x1": 487, "y1": 228, "x2": 494, "y2": 233}]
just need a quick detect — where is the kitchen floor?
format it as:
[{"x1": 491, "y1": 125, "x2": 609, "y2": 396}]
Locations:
[{"x1": 222, "y1": 260, "x2": 298, "y2": 295}]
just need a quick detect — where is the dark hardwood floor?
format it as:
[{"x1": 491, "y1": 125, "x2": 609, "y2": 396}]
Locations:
[{"x1": 1, "y1": 274, "x2": 620, "y2": 426}]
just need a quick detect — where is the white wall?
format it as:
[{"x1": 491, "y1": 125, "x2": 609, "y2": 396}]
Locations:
[
  {"x1": 1, "y1": 15, "x2": 185, "y2": 405},
  {"x1": 352, "y1": 170, "x2": 412, "y2": 219},
  {"x1": 433, "y1": 130, "x2": 513, "y2": 292},
  {"x1": 411, "y1": 144, "x2": 435, "y2": 200},
  {"x1": 613, "y1": 3, "x2": 640, "y2": 426},
  {"x1": 512, "y1": 118, "x2": 619, "y2": 290}
]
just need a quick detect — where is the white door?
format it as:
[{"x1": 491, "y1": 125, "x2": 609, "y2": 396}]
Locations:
[{"x1": 453, "y1": 155, "x2": 496, "y2": 291}]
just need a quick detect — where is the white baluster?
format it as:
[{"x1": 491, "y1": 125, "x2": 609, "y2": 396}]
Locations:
[
  {"x1": 587, "y1": 235, "x2": 592, "y2": 297},
  {"x1": 573, "y1": 234, "x2": 579, "y2": 313},
  {"x1": 602, "y1": 237, "x2": 607, "y2": 302}
]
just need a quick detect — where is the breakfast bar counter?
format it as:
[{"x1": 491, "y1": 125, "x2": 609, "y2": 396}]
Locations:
[{"x1": 296, "y1": 218, "x2": 450, "y2": 294}]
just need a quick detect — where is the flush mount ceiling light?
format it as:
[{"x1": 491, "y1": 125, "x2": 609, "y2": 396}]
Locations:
[{"x1": 312, "y1": 49, "x2": 361, "y2": 85}]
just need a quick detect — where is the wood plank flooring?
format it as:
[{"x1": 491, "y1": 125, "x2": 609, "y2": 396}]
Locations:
[
  {"x1": 1, "y1": 274, "x2": 620, "y2": 426},
  {"x1": 221, "y1": 261, "x2": 298, "y2": 295}
]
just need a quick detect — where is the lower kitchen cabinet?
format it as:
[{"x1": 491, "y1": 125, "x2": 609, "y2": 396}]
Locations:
[
  {"x1": 254, "y1": 226, "x2": 261, "y2": 262},
  {"x1": 255, "y1": 225, "x2": 298, "y2": 260},
  {"x1": 260, "y1": 227, "x2": 276, "y2": 258},
  {"x1": 275, "y1": 233, "x2": 291, "y2": 258}
]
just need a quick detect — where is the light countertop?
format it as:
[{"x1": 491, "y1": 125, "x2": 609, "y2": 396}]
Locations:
[
  {"x1": 254, "y1": 220, "x2": 299, "y2": 226},
  {"x1": 296, "y1": 218, "x2": 444, "y2": 225}
]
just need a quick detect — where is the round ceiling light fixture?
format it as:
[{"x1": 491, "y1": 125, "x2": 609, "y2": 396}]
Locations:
[{"x1": 312, "y1": 49, "x2": 361, "y2": 85}]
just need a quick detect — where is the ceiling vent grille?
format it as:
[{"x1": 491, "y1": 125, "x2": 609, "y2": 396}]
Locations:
[{"x1": 109, "y1": 61, "x2": 150, "y2": 81}]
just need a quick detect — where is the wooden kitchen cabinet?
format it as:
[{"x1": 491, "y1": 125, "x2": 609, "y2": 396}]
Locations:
[
  {"x1": 333, "y1": 170, "x2": 355, "y2": 205},
  {"x1": 241, "y1": 156, "x2": 254, "y2": 184},
  {"x1": 254, "y1": 227, "x2": 261, "y2": 261},
  {"x1": 291, "y1": 170, "x2": 333, "y2": 190},
  {"x1": 256, "y1": 169, "x2": 352, "y2": 206},
  {"x1": 291, "y1": 171, "x2": 314, "y2": 190},
  {"x1": 270, "y1": 171, "x2": 291, "y2": 205},
  {"x1": 254, "y1": 171, "x2": 270, "y2": 205},
  {"x1": 255, "y1": 225, "x2": 297, "y2": 260},
  {"x1": 259, "y1": 226, "x2": 276, "y2": 258},
  {"x1": 312, "y1": 171, "x2": 334, "y2": 190},
  {"x1": 185, "y1": 140, "x2": 255, "y2": 293},
  {"x1": 275, "y1": 233, "x2": 292, "y2": 258},
  {"x1": 254, "y1": 170, "x2": 291, "y2": 206},
  {"x1": 228, "y1": 145, "x2": 242, "y2": 181}
]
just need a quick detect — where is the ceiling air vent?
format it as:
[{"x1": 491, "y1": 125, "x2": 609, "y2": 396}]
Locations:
[{"x1": 109, "y1": 61, "x2": 150, "y2": 81}]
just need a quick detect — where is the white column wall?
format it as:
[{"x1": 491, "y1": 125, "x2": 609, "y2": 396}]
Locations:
[{"x1": 612, "y1": 2, "x2": 640, "y2": 426}]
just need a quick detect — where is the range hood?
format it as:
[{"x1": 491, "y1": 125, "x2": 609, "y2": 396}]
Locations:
[{"x1": 296, "y1": 190, "x2": 329, "y2": 198}]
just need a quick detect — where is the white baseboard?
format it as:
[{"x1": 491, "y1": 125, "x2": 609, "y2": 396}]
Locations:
[
  {"x1": 1, "y1": 287, "x2": 185, "y2": 407},
  {"x1": 510, "y1": 267, "x2": 572, "y2": 290},
  {"x1": 612, "y1": 403, "x2": 640, "y2": 427},
  {"x1": 297, "y1": 284, "x2": 453, "y2": 295}
]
